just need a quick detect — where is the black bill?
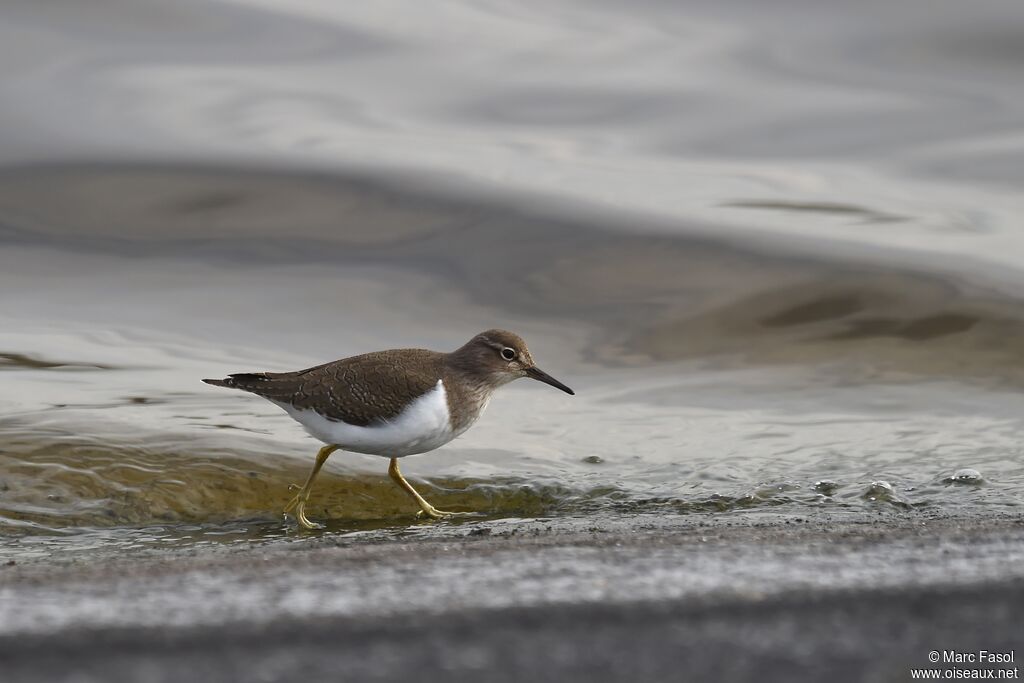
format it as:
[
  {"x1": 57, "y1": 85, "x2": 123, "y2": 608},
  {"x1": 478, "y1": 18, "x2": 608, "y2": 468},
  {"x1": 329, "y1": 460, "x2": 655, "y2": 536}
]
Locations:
[{"x1": 525, "y1": 366, "x2": 575, "y2": 395}]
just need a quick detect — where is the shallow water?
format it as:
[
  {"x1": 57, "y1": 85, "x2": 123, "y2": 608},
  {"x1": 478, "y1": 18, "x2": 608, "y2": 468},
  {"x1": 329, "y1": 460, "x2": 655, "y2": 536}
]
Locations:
[{"x1": 2, "y1": 0, "x2": 1024, "y2": 560}]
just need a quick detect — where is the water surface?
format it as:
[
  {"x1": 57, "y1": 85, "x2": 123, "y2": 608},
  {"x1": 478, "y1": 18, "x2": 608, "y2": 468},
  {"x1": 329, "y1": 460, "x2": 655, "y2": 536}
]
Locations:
[{"x1": 2, "y1": 0, "x2": 1024, "y2": 559}]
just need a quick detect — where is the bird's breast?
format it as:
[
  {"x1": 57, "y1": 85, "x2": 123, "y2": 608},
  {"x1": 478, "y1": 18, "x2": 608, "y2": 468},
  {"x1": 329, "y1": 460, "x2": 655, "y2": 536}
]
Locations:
[{"x1": 445, "y1": 382, "x2": 493, "y2": 437}]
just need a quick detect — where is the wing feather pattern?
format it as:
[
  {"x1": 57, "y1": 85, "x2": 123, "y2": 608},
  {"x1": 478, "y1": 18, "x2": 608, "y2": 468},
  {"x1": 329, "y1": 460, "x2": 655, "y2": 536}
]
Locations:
[{"x1": 203, "y1": 349, "x2": 444, "y2": 427}]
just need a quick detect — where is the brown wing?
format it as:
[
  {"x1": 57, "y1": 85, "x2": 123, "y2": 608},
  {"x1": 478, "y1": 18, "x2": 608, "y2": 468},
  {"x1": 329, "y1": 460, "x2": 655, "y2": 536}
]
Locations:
[{"x1": 203, "y1": 349, "x2": 444, "y2": 427}]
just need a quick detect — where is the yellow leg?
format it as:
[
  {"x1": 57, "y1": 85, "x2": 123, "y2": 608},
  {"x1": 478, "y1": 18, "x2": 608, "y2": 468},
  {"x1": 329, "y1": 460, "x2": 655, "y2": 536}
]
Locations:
[
  {"x1": 284, "y1": 445, "x2": 338, "y2": 529},
  {"x1": 388, "y1": 457, "x2": 463, "y2": 519}
]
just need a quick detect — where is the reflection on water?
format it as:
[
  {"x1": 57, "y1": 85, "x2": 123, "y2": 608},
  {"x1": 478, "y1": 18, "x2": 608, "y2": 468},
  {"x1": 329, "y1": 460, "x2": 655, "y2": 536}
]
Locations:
[
  {"x1": 2, "y1": 1, "x2": 1024, "y2": 557},
  {"x1": 721, "y1": 201, "x2": 908, "y2": 225},
  {"x1": 0, "y1": 353, "x2": 117, "y2": 371}
]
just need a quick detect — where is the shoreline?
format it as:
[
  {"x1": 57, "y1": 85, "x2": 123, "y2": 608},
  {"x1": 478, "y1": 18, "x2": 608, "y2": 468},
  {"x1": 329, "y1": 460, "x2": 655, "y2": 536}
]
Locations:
[{"x1": 2, "y1": 509, "x2": 1023, "y2": 681}]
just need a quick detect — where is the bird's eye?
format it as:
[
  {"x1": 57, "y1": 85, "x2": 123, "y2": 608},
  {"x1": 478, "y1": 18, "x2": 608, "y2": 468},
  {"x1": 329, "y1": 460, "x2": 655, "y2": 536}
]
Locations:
[{"x1": 501, "y1": 347, "x2": 516, "y2": 361}]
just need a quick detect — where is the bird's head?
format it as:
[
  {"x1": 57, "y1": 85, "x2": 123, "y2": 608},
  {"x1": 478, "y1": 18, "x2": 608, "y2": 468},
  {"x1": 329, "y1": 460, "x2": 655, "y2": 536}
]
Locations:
[{"x1": 450, "y1": 329, "x2": 574, "y2": 395}]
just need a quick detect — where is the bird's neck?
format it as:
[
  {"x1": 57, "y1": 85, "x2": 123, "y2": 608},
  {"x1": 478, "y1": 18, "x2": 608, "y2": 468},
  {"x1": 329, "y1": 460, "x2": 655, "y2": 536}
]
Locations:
[{"x1": 441, "y1": 360, "x2": 503, "y2": 434}]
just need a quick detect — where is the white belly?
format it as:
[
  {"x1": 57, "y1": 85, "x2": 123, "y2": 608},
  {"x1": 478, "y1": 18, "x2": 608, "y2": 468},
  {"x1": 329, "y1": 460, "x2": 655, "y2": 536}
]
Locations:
[{"x1": 271, "y1": 379, "x2": 456, "y2": 457}]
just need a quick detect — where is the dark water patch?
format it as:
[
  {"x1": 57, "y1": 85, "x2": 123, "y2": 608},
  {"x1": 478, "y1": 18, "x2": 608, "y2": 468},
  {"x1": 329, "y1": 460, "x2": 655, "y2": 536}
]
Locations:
[
  {"x1": 0, "y1": 164, "x2": 480, "y2": 249},
  {"x1": 825, "y1": 313, "x2": 978, "y2": 341},
  {"x1": 722, "y1": 200, "x2": 906, "y2": 224},
  {"x1": 50, "y1": 396, "x2": 169, "y2": 410},
  {"x1": 760, "y1": 295, "x2": 864, "y2": 327},
  {"x1": 196, "y1": 423, "x2": 275, "y2": 435},
  {"x1": 171, "y1": 190, "x2": 248, "y2": 215},
  {"x1": 0, "y1": 353, "x2": 115, "y2": 371},
  {"x1": 124, "y1": 396, "x2": 163, "y2": 405},
  {"x1": 629, "y1": 273, "x2": 1024, "y2": 386}
]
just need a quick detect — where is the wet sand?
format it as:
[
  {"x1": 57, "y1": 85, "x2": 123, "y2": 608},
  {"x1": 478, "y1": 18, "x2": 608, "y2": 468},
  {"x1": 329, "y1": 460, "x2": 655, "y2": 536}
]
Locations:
[{"x1": 3, "y1": 511, "x2": 1023, "y2": 682}]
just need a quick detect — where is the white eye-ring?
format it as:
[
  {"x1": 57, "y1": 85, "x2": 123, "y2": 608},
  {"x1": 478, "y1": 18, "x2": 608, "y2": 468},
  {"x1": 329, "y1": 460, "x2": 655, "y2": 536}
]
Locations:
[{"x1": 501, "y1": 347, "x2": 516, "y2": 361}]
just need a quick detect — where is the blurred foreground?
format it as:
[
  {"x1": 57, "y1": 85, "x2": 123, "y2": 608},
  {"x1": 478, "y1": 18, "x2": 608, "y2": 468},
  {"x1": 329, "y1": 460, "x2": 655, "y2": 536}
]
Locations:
[{"x1": 3, "y1": 512, "x2": 1023, "y2": 682}]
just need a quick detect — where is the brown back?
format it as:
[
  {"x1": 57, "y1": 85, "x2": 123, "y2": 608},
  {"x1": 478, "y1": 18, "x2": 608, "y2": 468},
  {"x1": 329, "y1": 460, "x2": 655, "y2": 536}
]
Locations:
[{"x1": 203, "y1": 349, "x2": 446, "y2": 427}]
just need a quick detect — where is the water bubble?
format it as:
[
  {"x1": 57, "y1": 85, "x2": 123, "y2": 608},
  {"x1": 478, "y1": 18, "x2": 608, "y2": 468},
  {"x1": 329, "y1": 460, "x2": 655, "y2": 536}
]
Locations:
[
  {"x1": 581, "y1": 455, "x2": 604, "y2": 464},
  {"x1": 945, "y1": 468, "x2": 983, "y2": 485},
  {"x1": 814, "y1": 480, "x2": 839, "y2": 496},
  {"x1": 862, "y1": 480, "x2": 895, "y2": 502}
]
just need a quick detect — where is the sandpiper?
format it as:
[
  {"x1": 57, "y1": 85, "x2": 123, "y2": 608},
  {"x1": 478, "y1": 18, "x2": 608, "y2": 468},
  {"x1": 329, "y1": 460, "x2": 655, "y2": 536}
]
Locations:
[{"x1": 203, "y1": 329, "x2": 574, "y2": 529}]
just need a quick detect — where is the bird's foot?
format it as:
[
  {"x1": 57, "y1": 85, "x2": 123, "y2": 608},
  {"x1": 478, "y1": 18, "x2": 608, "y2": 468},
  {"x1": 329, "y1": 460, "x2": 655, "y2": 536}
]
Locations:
[
  {"x1": 283, "y1": 491, "x2": 322, "y2": 530},
  {"x1": 415, "y1": 506, "x2": 470, "y2": 520}
]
